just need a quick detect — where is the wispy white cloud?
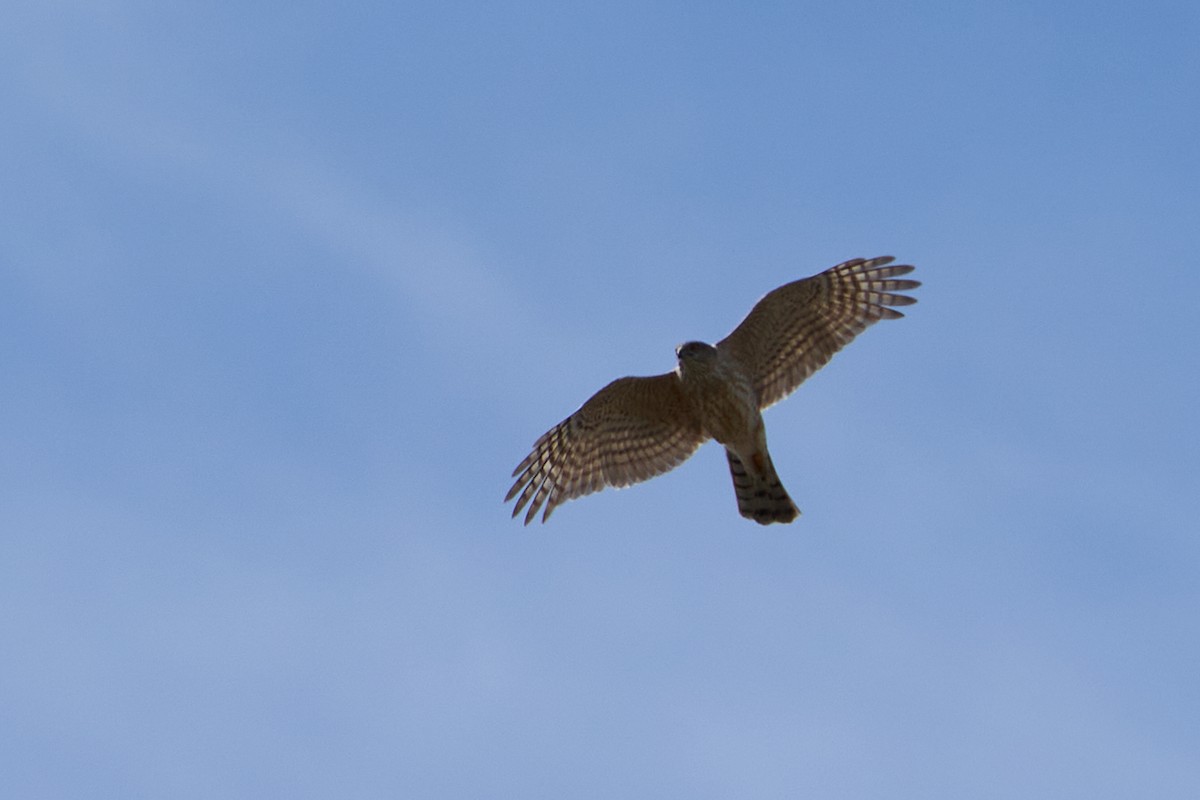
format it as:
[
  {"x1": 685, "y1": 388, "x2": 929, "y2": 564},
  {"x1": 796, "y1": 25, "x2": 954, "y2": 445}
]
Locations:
[{"x1": 8, "y1": 17, "x2": 606, "y2": 426}]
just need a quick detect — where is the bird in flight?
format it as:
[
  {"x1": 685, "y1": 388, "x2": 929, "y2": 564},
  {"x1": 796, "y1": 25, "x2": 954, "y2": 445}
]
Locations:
[{"x1": 506, "y1": 256, "x2": 919, "y2": 525}]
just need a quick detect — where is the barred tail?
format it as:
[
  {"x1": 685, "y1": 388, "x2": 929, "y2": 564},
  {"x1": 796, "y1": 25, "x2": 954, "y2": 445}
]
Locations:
[{"x1": 726, "y1": 449, "x2": 799, "y2": 525}]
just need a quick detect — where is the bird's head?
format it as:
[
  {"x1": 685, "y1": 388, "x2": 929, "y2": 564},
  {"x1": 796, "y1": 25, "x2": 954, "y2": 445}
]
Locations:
[{"x1": 675, "y1": 341, "x2": 718, "y2": 371}]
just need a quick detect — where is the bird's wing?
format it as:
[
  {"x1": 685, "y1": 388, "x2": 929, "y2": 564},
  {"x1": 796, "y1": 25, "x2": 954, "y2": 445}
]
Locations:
[
  {"x1": 716, "y1": 256, "x2": 919, "y2": 409},
  {"x1": 506, "y1": 373, "x2": 705, "y2": 524}
]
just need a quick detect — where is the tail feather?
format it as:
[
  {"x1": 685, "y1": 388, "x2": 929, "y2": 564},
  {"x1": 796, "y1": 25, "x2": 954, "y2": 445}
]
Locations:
[{"x1": 726, "y1": 449, "x2": 799, "y2": 525}]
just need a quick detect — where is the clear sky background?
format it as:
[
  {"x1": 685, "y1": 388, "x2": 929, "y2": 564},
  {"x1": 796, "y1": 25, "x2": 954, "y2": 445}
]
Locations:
[{"x1": 3, "y1": 2, "x2": 1198, "y2": 797}]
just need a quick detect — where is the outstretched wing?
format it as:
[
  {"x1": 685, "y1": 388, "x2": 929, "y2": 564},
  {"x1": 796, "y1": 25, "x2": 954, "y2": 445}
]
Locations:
[
  {"x1": 506, "y1": 373, "x2": 706, "y2": 524},
  {"x1": 717, "y1": 256, "x2": 919, "y2": 409}
]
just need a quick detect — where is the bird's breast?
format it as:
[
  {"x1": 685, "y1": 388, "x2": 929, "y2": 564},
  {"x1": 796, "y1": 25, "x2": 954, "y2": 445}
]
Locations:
[{"x1": 682, "y1": 361, "x2": 759, "y2": 445}]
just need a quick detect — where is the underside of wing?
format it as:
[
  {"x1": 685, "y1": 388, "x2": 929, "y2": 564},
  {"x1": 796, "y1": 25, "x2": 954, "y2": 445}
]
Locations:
[
  {"x1": 716, "y1": 256, "x2": 919, "y2": 409},
  {"x1": 506, "y1": 372, "x2": 706, "y2": 524}
]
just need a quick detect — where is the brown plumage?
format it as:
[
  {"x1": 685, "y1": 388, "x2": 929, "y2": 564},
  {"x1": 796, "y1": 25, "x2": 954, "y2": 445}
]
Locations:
[{"x1": 506, "y1": 256, "x2": 919, "y2": 524}]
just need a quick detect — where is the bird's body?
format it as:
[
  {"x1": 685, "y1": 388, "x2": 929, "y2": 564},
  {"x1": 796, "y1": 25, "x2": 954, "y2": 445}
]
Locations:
[
  {"x1": 506, "y1": 256, "x2": 919, "y2": 525},
  {"x1": 674, "y1": 341, "x2": 798, "y2": 523},
  {"x1": 674, "y1": 341, "x2": 756, "y2": 445}
]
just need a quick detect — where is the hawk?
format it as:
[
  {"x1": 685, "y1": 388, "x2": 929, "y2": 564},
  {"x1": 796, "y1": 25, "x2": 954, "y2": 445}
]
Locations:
[{"x1": 506, "y1": 256, "x2": 919, "y2": 525}]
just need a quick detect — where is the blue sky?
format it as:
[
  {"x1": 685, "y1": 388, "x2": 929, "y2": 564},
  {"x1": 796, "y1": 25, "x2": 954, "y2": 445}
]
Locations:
[{"x1": 3, "y1": 1, "x2": 1198, "y2": 797}]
